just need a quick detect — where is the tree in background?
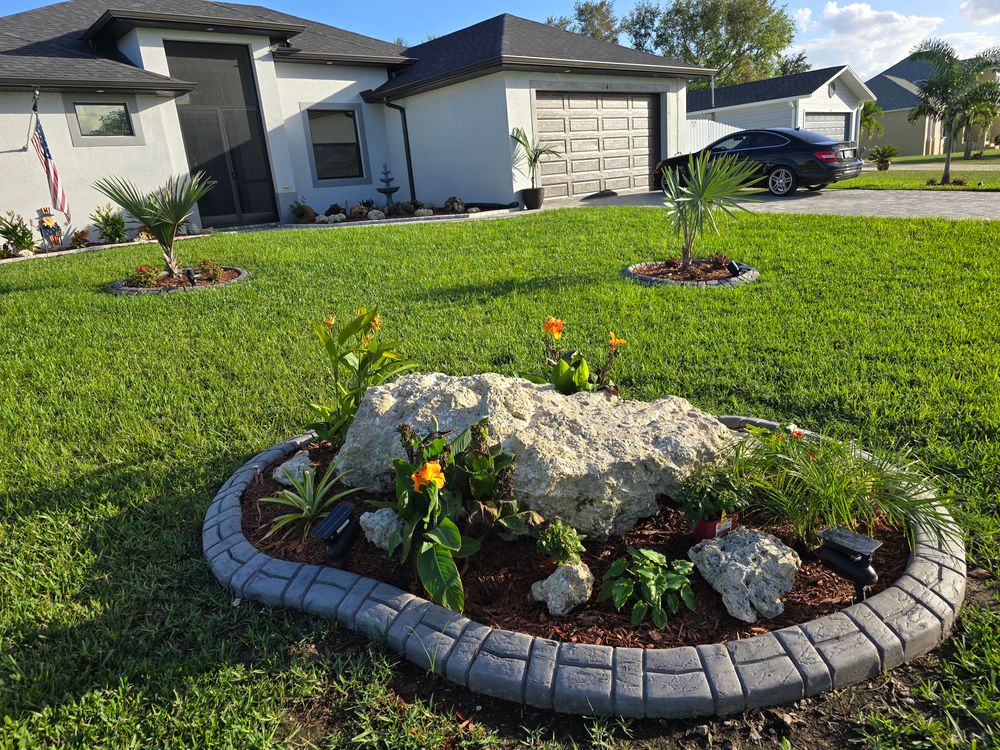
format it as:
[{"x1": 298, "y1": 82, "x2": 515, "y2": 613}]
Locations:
[
  {"x1": 860, "y1": 100, "x2": 885, "y2": 140},
  {"x1": 908, "y1": 39, "x2": 1000, "y2": 184},
  {"x1": 621, "y1": 0, "x2": 795, "y2": 87},
  {"x1": 546, "y1": 1, "x2": 620, "y2": 43},
  {"x1": 778, "y1": 51, "x2": 811, "y2": 76}
]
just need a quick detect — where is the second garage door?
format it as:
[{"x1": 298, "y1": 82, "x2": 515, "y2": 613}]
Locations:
[
  {"x1": 535, "y1": 91, "x2": 659, "y2": 199},
  {"x1": 803, "y1": 112, "x2": 851, "y2": 141}
]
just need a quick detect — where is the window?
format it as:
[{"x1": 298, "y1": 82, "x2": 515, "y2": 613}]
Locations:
[
  {"x1": 74, "y1": 103, "x2": 134, "y2": 137},
  {"x1": 307, "y1": 109, "x2": 363, "y2": 180},
  {"x1": 747, "y1": 132, "x2": 790, "y2": 148},
  {"x1": 709, "y1": 133, "x2": 753, "y2": 152}
]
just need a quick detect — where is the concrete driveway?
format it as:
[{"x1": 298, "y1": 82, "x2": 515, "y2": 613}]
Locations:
[{"x1": 552, "y1": 189, "x2": 997, "y2": 221}]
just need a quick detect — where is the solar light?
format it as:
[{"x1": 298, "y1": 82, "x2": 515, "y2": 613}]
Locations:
[
  {"x1": 185, "y1": 269, "x2": 197, "y2": 286},
  {"x1": 309, "y1": 503, "x2": 360, "y2": 564},
  {"x1": 816, "y1": 526, "x2": 882, "y2": 603},
  {"x1": 727, "y1": 261, "x2": 741, "y2": 277}
]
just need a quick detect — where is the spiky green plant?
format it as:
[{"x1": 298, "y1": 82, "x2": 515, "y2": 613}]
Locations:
[
  {"x1": 860, "y1": 100, "x2": 885, "y2": 140},
  {"x1": 661, "y1": 150, "x2": 759, "y2": 270},
  {"x1": 262, "y1": 460, "x2": 360, "y2": 543},
  {"x1": 93, "y1": 172, "x2": 214, "y2": 275},
  {"x1": 510, "y1": 127, "x2": 563, "y2": 188}
]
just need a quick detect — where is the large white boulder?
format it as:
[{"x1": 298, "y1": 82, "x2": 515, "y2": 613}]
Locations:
[
  {"x1": 335, "y1": 372, "x2": 732, "y2": 536},
  {"x1": 688, "y1": 527, "x2": 802, "y2": 623},
  {"x1": 531, "y1": 562, "x2": 594, "y2": 617}
]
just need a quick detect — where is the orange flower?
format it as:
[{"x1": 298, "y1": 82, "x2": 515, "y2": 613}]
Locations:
[
  {"x1": 412, "y1": 461, "x2": 446, "y2": 493},
  {"x1": 609, "y1": 332, "x2": 627, "y2": 348},
  {"x1": 324, "y1": 314, "x2": 336, "y2": 328},
  {"x1": 371, "y1": 313, "x2": 382, "y2": 333},
  {"x1": 543, "y1": 317, "x2": 565, "y2": 340}
]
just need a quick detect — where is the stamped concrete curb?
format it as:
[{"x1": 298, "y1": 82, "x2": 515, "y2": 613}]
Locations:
[
  {"x1": 203, "y1": 417, "x2": 966, "y2": 718},
  {"x1": 623, "y1": 261, "x2": 760, "y2": 288},
  {"x1": 107, "y1": 267, "x2": 250, "y2": 295}
]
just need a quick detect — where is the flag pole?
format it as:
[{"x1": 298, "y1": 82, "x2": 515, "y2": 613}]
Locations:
[{"x1": 24, "y1": 88, "x2": 39, "y2": 150}]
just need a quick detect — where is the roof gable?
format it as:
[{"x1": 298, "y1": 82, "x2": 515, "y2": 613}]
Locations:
[{"x1": 688, "y1": 65, "x2": 850, "y2": 112}]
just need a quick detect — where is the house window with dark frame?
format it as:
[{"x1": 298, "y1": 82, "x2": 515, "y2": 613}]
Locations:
[
  {"x1": 307, "y1": 109, "x2": 363, "y2": 180},
  {"x1": 73, "y1": 103, "x2": 134, "y2": 137}
]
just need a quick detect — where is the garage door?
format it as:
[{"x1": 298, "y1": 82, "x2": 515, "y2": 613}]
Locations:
[
  {"x1": 535, "y1": 92, "x2": 659, "y2": 199},
  {"x1": 803, "y1": 112, "x2": 851, "y2": 141}
]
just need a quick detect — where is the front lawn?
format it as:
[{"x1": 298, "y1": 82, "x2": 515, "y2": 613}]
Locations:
[
  {"x1": 1, "y1": 208, "x2": 998, "y2": 749},
  {"x1": 893, "y1": 150, "x2": 1000, "y2": 165},
  {"x1": 829, "y1": 169, "x2": 1000, "y2": 190}
]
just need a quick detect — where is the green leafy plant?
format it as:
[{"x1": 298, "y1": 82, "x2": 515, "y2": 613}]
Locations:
[
  {"x1": 325, "y1": 202, "x2": 345, "y2": 217},
  {"x1": 537, "y1": 519, "x2": 586, "y2": 565},
  {"x1": 359, "y1": 198, "x2": 377, "y2": 211},
  {"x1": 0, "y1": 211, "x2": 35, "y2": 256},
  {"x1": 661, "y1": 150, "x2": 759, "y2": 270},
  {"x1": 129, "y1": 265, "x2": 160, "y2": 288},
  {"x1": 678, "y1": 465, "x2": 745, "y2": 528},
  {"x1": 89, "y1": 203, "x2": 128, "y2": 244},
  {"x1": 539, "y1": 317, "x2": 626, "y2": 395},
  {"x1": 510, "y1": 127, "x2": 563, "y2": 188},
  {"x1": 598, "y1": 548, "x2": 696, "y2": 629},
  {"x1": 289, "y1": 200, "x2": 308, "y2": 219},
  {"x1": 867, "y1": 145, "x2": 899, "y2": 164},
  {"x1": 196, "y1": 258, "x2": 224, "y2": 283},
  {"x1": 728, "y1": 424, "x2": 958, "y2": 549},
  {"x1": 69, "y1": 228, "x2": 90, "y2": 249},
  {"x1": 262, "y1": 460, "x2": 360, "y2": 542},
  {"x1": 310, "y1": 307, "x2": 418, "y2": 442},
  {"x1": 94, "y1": 171, "x2": 214, "y2": 276}
]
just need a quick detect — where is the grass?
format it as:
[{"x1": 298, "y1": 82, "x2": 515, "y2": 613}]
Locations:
[
  {"x1": 1, "y1": 208, "x2": 998, "y2": 748},
  {"x1": 893, "y1": 150, "x2": 1000, "y2": 165},
  {"x1": 828, "y1": 170, "x2": 1000, "y2": 190}
]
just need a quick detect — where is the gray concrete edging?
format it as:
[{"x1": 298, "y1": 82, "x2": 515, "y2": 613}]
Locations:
[
  {"x1": 202, "y1": 417, "x2": 966, "y2": 718},
  {"x1": 107, "y1": 267, "x2": 250, "y2": 295}
]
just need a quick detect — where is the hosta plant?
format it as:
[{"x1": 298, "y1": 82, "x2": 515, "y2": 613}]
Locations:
[
  {"x1": 598, "y1": 548, "x2": 696, "y2": 629},
  {"x1": 537, "y1": 519, "x2": 587, "y2": 566},
  {"x1": 263, "y1": 460, "x2": 360, "y2": 542}
]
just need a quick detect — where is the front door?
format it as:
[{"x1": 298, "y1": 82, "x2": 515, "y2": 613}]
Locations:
[{"x1": 165, "y1": 41, "x2": 277, "y2": 227}]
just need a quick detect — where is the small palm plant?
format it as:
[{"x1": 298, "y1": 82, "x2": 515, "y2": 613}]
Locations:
[
  {"x1": 263, "y1": 460, "x2": 360, "y2": 543},
  {"x1": 94, "y1": 172, "x2": 214, "y2": 276},
  {"x1": 510, "y1": 127, "x2": 562, "y2": 188},
  {"x1": 661, "y1": 151, "x2": 759, "y2": 271}
]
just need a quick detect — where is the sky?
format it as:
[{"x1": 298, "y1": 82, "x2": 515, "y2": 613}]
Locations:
[{"x1": 1, "y1": 0, "x2": 997, "y2": 79}]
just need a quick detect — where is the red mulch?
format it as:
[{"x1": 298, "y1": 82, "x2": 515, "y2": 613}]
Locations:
[
  {"x1": 124, "y1": 268, "x2": 240, "y2": 290},
  {"x1": 631, "y1": 259, "x2": 737, "y2": 282},
  {"x1": 241, "y1": 442, "x2": 909, "y2": 648}
]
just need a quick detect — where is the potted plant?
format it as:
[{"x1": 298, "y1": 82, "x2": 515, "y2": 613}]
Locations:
[
  {"x1": 678, "y1": 466, "x2": 745, "y2": 542},
  {"x1": 866, "y1": 145, "x2": 899, "y2": 171},
  {"x1": 511, "y1": 127, "x2": 562, "y2": 210}
]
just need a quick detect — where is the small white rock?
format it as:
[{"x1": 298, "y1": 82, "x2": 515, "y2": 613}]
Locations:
[
  {"x1": 359, "y1": 508, "x2": 404, "y2": 553},
  {"x1": 330, "y1": 213, "x2": 347, "y2": 223},
  {"x1": 314, "y1": 214, "x2": 329, "y2": 224},
  {"x1": 531, "y1": 562, "x2": 594, "y2": 617},
  {"x1": 366, "y1": 209, "x2": 385, "y2": 221},
  {"x1": 273, "y1": 450, "x2": 312, "y2": 486},
  {"x1": 414, "y1": 208, "x2": 434, "y2": 217},
  {"x1": 468, "y1": 207, "x2": 481, "y2": 213}
]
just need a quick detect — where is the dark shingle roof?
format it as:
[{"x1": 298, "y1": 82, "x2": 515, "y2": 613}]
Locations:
[
  {"x1": 864, "y1": 56, "x2": 936, "y2": 111},
  {"x1": 366, "y1": 14, "x2": 712, "y2": 101},
  {"x1": 687, "y1": 65, "x2": 846, "y2": 111}
]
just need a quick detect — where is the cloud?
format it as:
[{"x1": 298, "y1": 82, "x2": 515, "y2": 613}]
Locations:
[
  {"x1": 796, "y1": 2, "x2": 943, "y2": 78},
  {"x1": 793, "y1": 7, "x2": 816, "y2": 31},
  {"x1": 960, "y1": 0, "x2": 1000, "y2": 25},
  {"x1": 941, "y1": 31, "x2": 1000, "y2": 57}
]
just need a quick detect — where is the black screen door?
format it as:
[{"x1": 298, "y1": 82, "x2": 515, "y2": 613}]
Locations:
[{"x1": 165, "y1": 41, "x2": 277, "y2": 227}]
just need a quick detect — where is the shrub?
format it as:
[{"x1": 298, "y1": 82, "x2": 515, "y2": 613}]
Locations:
[
  {"x1": 89, "y1": 203, "x2": 128, "y2": 244},
  {"x1": 196, "y1": 258, "x2": 224, "y2": 283},
  {"x1": 0, "y1": 211, "x2": 35, "y2": 256},
  {"x1": 262, "y1": 459, "x2": 359, "y2": 542},
  {"x1": 69, "y1": 228, "x2": 90, "y2": 249},
  {"x1": 926, "y1": 178, "x2": 939, "y2": 186},
  {"x1": 359, "y1": 198, "x2": 377, "y2": 211},
  {"x1": 598, "y1": 548, "x2": 696, "y2": 628},
  {"x1": 289, "y1": 200, "x2": 309, "y2": 219},
  {"x1": 324, "y1": 202, "x2": 345, "y2": 217},
  {"x1": 129, "y1": 265, "x2": 160, "y2": 288},
  {"x1": 867, "y1": 145, "x2": 899, "y2": 163},
  {"x1": 678, "y1": 465, "x2": 745, "y2": 528},
  {"x1": 537, "y1": 519, "x2": 586, "y2": 565},
  {"x1": 951, "y1": 178, "x2": 967, "y2": 186},
  {"x1": 539, "y1": 317, "x2": 626, "y2": 395}
]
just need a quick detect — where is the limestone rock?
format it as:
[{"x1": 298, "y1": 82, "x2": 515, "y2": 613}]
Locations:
[
  {"x1": 336, "y1": 372, "x2": 733, "y2": 536},
  {"x1": 329, "y1": 213, "x2": 347, "y2": 223},
  {"x1": 468, "y1": 207, "x2": 482, "y2": 213},
  {"x1": 688, "y1": 527, "x2": 801, "y2": 623},
  {"x1": 314, "y1": 214, "x2": 329, "y2": 224},
  {"x1": 531, "y1": 562, "x2": 594, "y2": 617},
  {"x1": 273, "y1": 450, "x2": 312, "y2": 486},
  {"x1": 367, "y1": 209, "x2": 386, "y2": 221},
  {"x1": 359, "y1": 508, "x2": 403, "y2": 553},
  {"x1": 414, "y1": 208, "x2": 434, "y2": 217}
]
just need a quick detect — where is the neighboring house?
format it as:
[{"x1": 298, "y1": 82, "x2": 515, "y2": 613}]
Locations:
[
  {"x1": 864, "y1": 55, "x2": 1000, "y2": 157},
  {"x1": 0, "y1": 0, "x2": 711, "y2": 230},
  {"x1": 688, "y1": 66, "x2": 874, "y2": 142}
]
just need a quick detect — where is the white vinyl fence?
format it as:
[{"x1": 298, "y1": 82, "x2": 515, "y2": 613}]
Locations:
[{"x1": 685, "y1": 118, "x2": 742, "y2": 152}]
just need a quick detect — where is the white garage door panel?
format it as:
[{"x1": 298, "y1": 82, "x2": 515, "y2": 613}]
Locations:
[
  {"x1": 537, "y1": 91, "x2": 659, "y2": 199},
  {"x1": 804, "y1": 112, "x2": 851, "y2": 140}
]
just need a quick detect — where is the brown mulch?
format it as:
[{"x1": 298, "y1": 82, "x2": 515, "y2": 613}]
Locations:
[
  {"x1": 241, "y1": 442, "x2": 909, "y2": 649},
  {"x1": 631, "y1": 259, "x2": 738, "y2": 282},
  {"x1": 123, "y1": 268, "x2": 240, "y2": 291}
]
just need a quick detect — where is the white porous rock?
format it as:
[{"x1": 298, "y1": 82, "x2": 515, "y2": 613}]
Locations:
[
  {"x1": 314, "y1": 214, "x2": 329, "y2": 224},
  {"x1": 330, "y1": 213, "x2": 347, "y2": 223},
  {"x1": 359, "y1": 508, "x2": 404, "y2": 553},
  {"x1": 273, "y1": 450, "x2": 312, "y2": 486},
  {"x1": 335, "y1": 372, "x2": 733, "y2": 536},
  {"x1": 531, "y1": 562, "x2": 594, "y2": 617},
  {"x1": 414, "y1": 208, "x2": 434, "y2": 217},
  {"x1": 366, "y1": 209, "x2": 386, "y2": 221},
  {"x1": 688, "y1": 527, "x2": 801, "y2": 623}
]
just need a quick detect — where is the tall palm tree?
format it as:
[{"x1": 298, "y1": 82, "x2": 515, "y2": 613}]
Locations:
[
  {"x1": 959, "y1": 100, "x2": 998, "y2": 159},
  {"x1": 860, "y1": 100, "x2": 884, "y2": 140},
  {"x1": 908, "y1": 39, "x2": 1000, "y2": 184}
]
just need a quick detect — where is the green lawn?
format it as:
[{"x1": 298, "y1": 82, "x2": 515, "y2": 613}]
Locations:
[
  {"x1": 1, "y1": 209, "x2": 998, "y2": 749},
  {"x1": 829, "y1": 169, "x2": 1000, "y2": 190},
  {"x1": 893, "y1": 150, "x2": 1000, "y2": 165}
]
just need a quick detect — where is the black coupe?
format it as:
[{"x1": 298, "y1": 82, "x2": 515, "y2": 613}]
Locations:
[{"x1": 652, "y1": 127, "x2": 863, "y2": 196}]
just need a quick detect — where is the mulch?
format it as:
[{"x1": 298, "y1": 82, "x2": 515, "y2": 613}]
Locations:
[
  {"x1": 240, "y1": 442, "x2": 909, "y2": 649},
  {"x1": 123, "y1": 268, "x2": 240, "y2": 290},
  {"x1": 630, "y1": 259, "x2": 738, "y2": 282}
]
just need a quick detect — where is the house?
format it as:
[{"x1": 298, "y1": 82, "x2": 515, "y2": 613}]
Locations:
[
  {"x1": 864, "y1": 55, "x2": 1000, "y2": 157},
  {"x1": 687, "y1": 66, "x2": 875, "y2": 142},
  {"x1": 0, "y1": 0, "x2": 711, "y2": 231}
]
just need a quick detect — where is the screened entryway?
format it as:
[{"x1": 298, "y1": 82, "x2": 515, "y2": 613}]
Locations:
[{"x1": 165, "y1": 41, "x2": 278, "y2": 228}]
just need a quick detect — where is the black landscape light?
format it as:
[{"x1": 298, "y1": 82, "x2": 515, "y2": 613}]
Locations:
[
  {"x1": 310, "y1": 503, "x2": 359, "y2": 564},
  {"x1": 816, "y1": 526, "x2": 882, "y2": 603},
  {"x1": 727, "y1": 260, "x2": 741, "y2": 277},
  {"x1": 185, "y1": 268, "x2": 197, "y2": 286}
]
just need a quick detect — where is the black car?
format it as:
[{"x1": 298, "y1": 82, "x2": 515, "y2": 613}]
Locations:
[{"x1": 652, "y1": 127, "x2": 863, "y2": 196}]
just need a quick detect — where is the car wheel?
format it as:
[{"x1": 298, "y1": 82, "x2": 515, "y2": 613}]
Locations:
[
  {"x1": 806, "y1": 184, "x2": 824, "y2": 192},
  {"x1": 767, "y1": 167, "x2": 798, "y2": 196}
]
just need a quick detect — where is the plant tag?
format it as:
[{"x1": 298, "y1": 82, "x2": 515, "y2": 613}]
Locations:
[{"x1": 715, "y1": 514, "x2": 733, "y2": 537}]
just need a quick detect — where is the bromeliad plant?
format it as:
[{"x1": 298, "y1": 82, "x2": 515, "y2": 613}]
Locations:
[
  {"x1": 598, "y1": 548, "x2": 696, "y2": 629},
  {"x1": 262, "y1": 460, "x2": 361, "y2": 543},
  {"x1": 541, "y1": 317, "x2": 627, "y2": 395},
  {"x1": 310, "y1": 307, "x2": 418, "y2": 442},
  {"x1": 537, "y1": 519, "x2": 587, "y2": 566}
]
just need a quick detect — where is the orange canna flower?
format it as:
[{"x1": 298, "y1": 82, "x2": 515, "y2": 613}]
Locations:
[
  {"x1": 412, "y1": 461, "x2": 446, "y2": 493},
  {"x1": 371, "y1": 313, "x2": 382, "y2": 333},
  {"x1": 609, "y1": 332, "x2": 627, "y2": 348},
  {"x1": 543, "y1": 317, "x2": 565, "y2": 340},
  {"x1": 324, "y1": 315, "x2": 336, "y2": 328}
]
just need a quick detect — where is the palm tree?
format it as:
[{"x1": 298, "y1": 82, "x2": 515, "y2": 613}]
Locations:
[
  {"x1": 908, "y1": 39, "x2": 1000, "y2": 184},
  {"x1": 94, "y1": 172, "x2": 215, "y2": 276},
  {"x1": 959, "y1": 100, "x2": 998, "y2": 159},
  {"x1": 510, "y1": 127, "x2": 562, "y2": 188},
  {"x1": 860, "y1": 100, "x2": 884, "y2": 140}
]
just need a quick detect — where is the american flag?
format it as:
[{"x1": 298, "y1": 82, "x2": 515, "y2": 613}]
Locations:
[{"x1": 31, "y1": 116, "x2": 70, "y2": 221}]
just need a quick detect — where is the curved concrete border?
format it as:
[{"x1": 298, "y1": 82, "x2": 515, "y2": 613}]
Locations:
[
  {"x1": 623, "y1": 261, "x2": 760, "y2": 288},
  {"x1": 203, "y1": 417, "x2": 966, "y2": 718},
  {"x1": 107, "y1": 267, "x2": 249, "y2": 295}
]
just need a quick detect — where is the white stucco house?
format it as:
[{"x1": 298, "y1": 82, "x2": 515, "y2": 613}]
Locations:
[
  {"x1": 0, "y1": 0, "x2": 712, "y2": 232},
  {"x1": 688, "y1": 66, "x2": 875, "y2": 142}
]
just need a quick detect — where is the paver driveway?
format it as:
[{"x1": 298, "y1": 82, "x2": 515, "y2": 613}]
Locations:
[{"x1": 554, "y1": 189, "x2": 997, "y2": 221}]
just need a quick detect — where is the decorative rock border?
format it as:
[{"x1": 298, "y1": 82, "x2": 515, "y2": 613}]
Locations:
[
  {"x1": 107, "y1": 267, "x2": 250, "y2": 296},
  {"x1": 623, "y1": 261, "x2": 760, "y2": 288},
  {"x1": 203, "y1": 417, "x2": 966, "y2": 718}
]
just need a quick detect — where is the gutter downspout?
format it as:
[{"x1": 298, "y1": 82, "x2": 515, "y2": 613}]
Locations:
[
  {"x1": 710, "y1": 76, "x2": 715, "y2": 109},
  {"x1": 383, "y1": 100, "x2": 416, "y2": 203}
]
